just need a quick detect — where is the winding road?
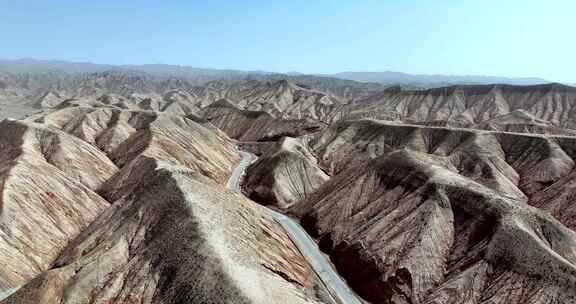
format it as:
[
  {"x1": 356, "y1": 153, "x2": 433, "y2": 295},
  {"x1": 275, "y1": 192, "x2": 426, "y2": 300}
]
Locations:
[
  {"x1": 227, "y1": 148, "x2": 362, "y2": 304},
  {"x1": 1, "y1": 147, "x2": 361, "y2": 303}
]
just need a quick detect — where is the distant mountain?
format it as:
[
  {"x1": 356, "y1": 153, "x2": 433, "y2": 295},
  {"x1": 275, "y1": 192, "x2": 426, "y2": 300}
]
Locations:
[
  {"x1": 0, "y1": 59, "x2": 554, "y2": 87},
  {"x1": 0, "y1": 58, "x2": 272, "y2": 84},
  {"x1": 0, "y1": 59, "x2": 387, "y2": 97},
  {"x1": 0, "y1": 58, "x2": 118, "y2": 74},
  {"x1": 327, "y1": 71, "x2": 549, "y2": 86}
]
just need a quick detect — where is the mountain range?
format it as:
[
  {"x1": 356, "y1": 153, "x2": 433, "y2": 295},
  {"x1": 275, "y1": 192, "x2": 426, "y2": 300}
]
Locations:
[
  {"x1": 1, "y1": 58, "x2": 576, "y2": 303},
  {"x1": 0, "y1": 58, "x2": 552, "y2": 86}
]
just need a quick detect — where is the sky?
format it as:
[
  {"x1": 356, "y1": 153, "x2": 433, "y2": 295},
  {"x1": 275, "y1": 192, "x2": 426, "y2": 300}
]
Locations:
[{"x1": 1, "y1": 0, "x2": 575, "y2": 82}]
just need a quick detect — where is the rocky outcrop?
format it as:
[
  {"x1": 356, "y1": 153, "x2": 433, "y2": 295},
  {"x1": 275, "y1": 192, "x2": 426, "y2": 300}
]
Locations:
[{"x1": 242, "y1": 137, "x2": 329, "y2": 209}]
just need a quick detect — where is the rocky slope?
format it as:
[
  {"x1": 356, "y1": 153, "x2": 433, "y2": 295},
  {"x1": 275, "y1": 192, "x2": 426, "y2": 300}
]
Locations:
[
  {"x1": 242, "y1": 137, "x2": 329, "y2": 209},
  {"x1": 0, "y1": 105, "x2": 329, "y2": 303},
  {"x1": 293, "y1": 148, "x2": 576, "y2": 304},
  {"x1": 0, "y1": 119, "x2": 117, "y2": 291},
  {"x1": 262, "y1": 119, "x2": 576, "y2": 303},
  {"x1": 3, "y1": 162, "x2": 326, "y2": 304}
]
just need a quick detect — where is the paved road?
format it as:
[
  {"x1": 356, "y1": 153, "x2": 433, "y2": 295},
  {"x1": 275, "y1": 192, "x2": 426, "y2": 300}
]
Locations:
[
  {"x1": 227, "y1": 148, "x2": 362, "y2": 304},
  {"x1": 226, "y1": 150, "x2": 257, "y2": 190},
  {"x1": 0, "y1": 287, "x2": 20, "y2": 301}
]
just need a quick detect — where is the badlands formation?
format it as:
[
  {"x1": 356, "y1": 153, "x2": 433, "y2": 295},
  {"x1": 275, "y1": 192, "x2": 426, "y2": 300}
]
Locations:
[
  {"x1": 337, "y1": 83, "x2": 576, "y2": 132},
  {"x1": 0, "y1": 68, "x2": 576, "y2": 303},
  {"x1": 0, "y1": 107, "x2": 330, "y2": 303},
  {"x1": 290, "y1": 120, "x2": 576, "y2": 303}
]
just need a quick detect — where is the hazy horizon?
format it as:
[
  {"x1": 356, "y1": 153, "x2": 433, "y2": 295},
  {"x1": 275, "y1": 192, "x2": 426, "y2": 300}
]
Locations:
[
  {"x1": 0, "y1": 57, "x2": 551, "y2": 79},
  {"x1": 2, "y1": 1, "x2": 575, "y2": 82}
]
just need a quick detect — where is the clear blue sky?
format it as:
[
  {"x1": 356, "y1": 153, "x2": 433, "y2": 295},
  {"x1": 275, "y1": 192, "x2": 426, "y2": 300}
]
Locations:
[{"x1": 1, "y1": 0, "x2": 574, "y2": 82}]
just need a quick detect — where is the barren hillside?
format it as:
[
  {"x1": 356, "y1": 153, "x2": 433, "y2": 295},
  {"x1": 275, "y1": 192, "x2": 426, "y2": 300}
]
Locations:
[
  {"x1": 338, "y1": 83, "x2": 576, "y2": 133},
  {"x1": 277, "y1": 119, "x2": 576, "y2": 303},
  {"x1": 0, "y1": 106, "x2": 328, "y2": 303},
  {"x1": 242, "y1": 137, "x2": 329, "y2": 209}
]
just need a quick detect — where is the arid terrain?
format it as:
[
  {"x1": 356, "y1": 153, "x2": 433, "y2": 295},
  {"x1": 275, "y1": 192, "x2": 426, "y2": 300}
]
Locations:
[{"x1": 0, "y1": 62, "x2": 576, "y2": 303}]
